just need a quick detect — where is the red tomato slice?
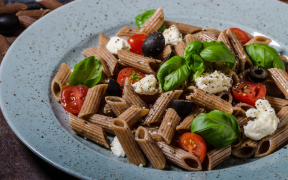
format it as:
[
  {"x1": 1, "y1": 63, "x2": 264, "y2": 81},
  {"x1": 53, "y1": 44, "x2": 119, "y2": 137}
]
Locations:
[
  {"x1": 226, "y1": 28, "x2": 250, "y2": 45},
  {"x1": 178, "y1": 133, "x2": 207, "y2": 163},
  {"x1": 116, "y1": 68, "x2": 146, "y2": 87},
  {"x1": 232, "y1": 82, "x2": 266, "y2": 106},
  {"x1": 60, "y1": 85, "x2": 89, "y2": 114},
  {"x1": 128, "y1": 34, "x2": 148, "y2": 55}
]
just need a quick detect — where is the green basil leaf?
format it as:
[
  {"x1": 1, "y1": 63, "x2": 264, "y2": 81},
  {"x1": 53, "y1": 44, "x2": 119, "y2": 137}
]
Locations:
[
  {"x1": 245, "y1": 44, "x2": 285, "y2": 71},
  {"x1": 190, "y1": 68, "x2": 205, "y2": 81},
  {"x1": 191, "y1": 110, "x2": 241, "y2": 149},
  {"x1": 202, "y1": 41, "x2": 226, "y2": 49},
  {"x1": 135, "y1": 9, "x2": 166, "y2": 32},
  {"x1": 185, "y1": 53, "x2": 205, "y2": 71},
  {"x1": 183, "y1": 41, "x2": 203, "y2": 59},
  {"x1": 131, "y1": 71, "x2": 139, "y2": 81},
  {"x1": 69, "y1": 56, "x2": 103, "y2": 88},
  {"x1": 157, "y1": 56, "x2": 191, "y2": 92}
]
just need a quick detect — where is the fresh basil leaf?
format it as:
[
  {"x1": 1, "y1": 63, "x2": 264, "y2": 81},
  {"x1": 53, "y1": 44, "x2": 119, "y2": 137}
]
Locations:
[
  {"x1": 69, "y1": 56, "x2": 103, "y2": 88},
  {"x1": 202, "y1": 40, "x2": 226, "y2": 49},
  {"x1": 157, "y1": 56, "x2": 191, "y2": 92},
  {"x1": 190, "y1": 68, "x2": 205, "y2": 81},
  {"x1": 245, "y1": 44, "x2": 285, "y2": 71},
  {"x1": 186, "y1": 53, "x2": 205, "y2": 71},
  {"x1": 183, "y1": 41, "x2": 203, "y2": 59},
  {"x1": 191, "y1": 110, "x2": 241, "y2": 149},
  {"x1": 135, "y1": 9, "x2": 166, "y2": 32},
  {"x1": 131, "y1": 71, "x2": 139, "y2": 81}
]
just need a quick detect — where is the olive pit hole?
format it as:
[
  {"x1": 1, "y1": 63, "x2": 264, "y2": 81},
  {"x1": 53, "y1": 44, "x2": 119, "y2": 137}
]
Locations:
[
  {"x1": 258, "y1": 140, "x2": 270, "y2": 155},
  {"x1": 184, "y1": 158, "x2": 200, "y2": 169},
  {"x1": 255, "y1": 69, "x2": 264, "y2": 75}
]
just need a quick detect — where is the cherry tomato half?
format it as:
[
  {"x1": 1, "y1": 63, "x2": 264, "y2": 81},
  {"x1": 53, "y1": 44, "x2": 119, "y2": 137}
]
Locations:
[
  {"x1": 60, "y1": 85, "x2": 89, "y2": 114},
  {"x1": 128, "y1": 34, "x2": 148, "y2": 55},
  {"x1": 116, "y1": 68, "x2": 146, "y2": 87},
  {"x1": 178, "y1": 133, "x2": 207, "y2": 163},
  {"x1": 226, "y1": 28, "x2": 250, "y2": 45},
  {"x1": 232, "y1": 82, "x2": 266, "y2": 106}
]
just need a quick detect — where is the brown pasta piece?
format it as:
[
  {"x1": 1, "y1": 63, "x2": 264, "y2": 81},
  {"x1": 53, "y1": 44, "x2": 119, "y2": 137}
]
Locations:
[
  {"x1": 262, "y1": 81, "x2": 283, "y2": 97},
  {"x1": 193, "y1": 31, "x2": 217, "y2": 42},
  {"x1": 35, "y1": 0, "x2": 62, "y2": 10},
  {"x1": 244, "y1": 31, "x2": 254, "y2": 40},
  {"x1": 185, "y1": 34, "x2": 201, "y2": 44},
  {"x1": 276, "y1": 106, "x2": 288, "y2": 128},
  {"x1": 206, "y1": 145, "x2": 231, "y2": 170},
  {"x1": 135, "y1": 127, "x2": 166, "y2": 170},
  {"x1": 84, "y1": 114, "x2": 114, "y2": 135},
  {"x1": 157, "y1": 142, "x2": 202, "y2": 171},
  {"x1": 280, "y1": 55, "x2": 287, "y2": 63},
  {"x1": 0, "y1": 3, "x2": 27, "y2": 14},
  {"x1": 69, "y1": 113, "x2": 109, "y2": 148},
  {"x1": 269, "y1": 68, "x2": 288, "y2": 99},
  {"x1": 138, "y1": 7, "x2": 164, "y2": 34},
  {"x1": 156, "y1": 45, "x2": 172, "y2": 60},
  {"x1": 0, "y1": 35, "x2": 10, "y2": 56},
  {"x1": 16, "y1": 9, "x2": 51, "y2": 19},
  {"x1": 51, "y1": 63, "x2": 71, "y2": 102},
  {"x1": 231, "y1": 139, "x2": 258, "y2": 158},
  {"x1": 218, "y1": 91, "x2": 233, "y2": 104},
  {"x1": 97, "y1": 44, "x2": 118, "y2": 76},
  {"x1": 176, "y1": 106, "x2": 205, "y2": 132},
  {"x1": 118, "y1": 105, "x2": 149, "y2": 127},
  {"x1": 18, "y1": 16, "x2": 37, "y2": 28},
  {"x1": 244, "y1": 36, "x2": 272, "y2": 46},
  {"x1": 6, "y1": 37, "x2": 17, "y2": 45},
  {"x1": 78, "y1": 84, "x2": 107, "y2": 118},
  {"x1": 82, "y1": 47, "x2": 98, "y2": 57},
  {"x1": 110, "y1": 119, "x2": 146, "y2": 166},
  {"x1": 213, "y1": 62, "x2": 239, "y2": 85},
  {"x1": 116, "y1": 26, "x2": 138, "y2": 37},
  {"x1": 103, "y1": 103, "x2": 115, "y2": 117},
  {"x1": 118, "y1": 50, "x2": 161, "y2": 75},
  {"x1": 164, "y1": 21, "x2": 202, "y2": 34},
  {"x1": 206, "y1": 29, "x2": 221, "y2": 37},
  {"x1": 105, "y1": 96, "x2": 129, "y2": 116},
  {"x1": 235, "y1": 103, "x2": 254, "y2": 112},
  {"x1": 174, "y1": 41, "x2": 186, "y2": 56},
  {"x1": 143, "y1": 90, "x2": 183, "y2": 126},
  {"x1": 99, "y1": 32, "x2": 110, "y2": 46},
  {"x1": 232, "y1": 128, "x2": 248, "y2": 149},
  {"x1": 265, "y1": 96, "x2": 288, "y2": 113},
  {"x1": 236, "y1": 116, "x2": 248, "y2": 127},
  {"x1": 140, "y1": 93, "x2": 161, "y2": 105}
]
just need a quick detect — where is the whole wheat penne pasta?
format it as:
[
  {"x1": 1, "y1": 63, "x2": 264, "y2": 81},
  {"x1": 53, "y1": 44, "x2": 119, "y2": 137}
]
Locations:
[
  {"x1": 117, "y1": 36, "x2": 130, "y2": 41},
  {"x1": 156, "y1": 45, "x2": 172, "y2": 60},
  {"x1": 238, "y1": 69, "x2": 249, "y2": 82},
  {"x1": 244, "y1": 31, "x2": 254, "y2": 40},
  {"x1": 280, "y1": 55, "x2": 287, "y2": 63},
  {"x1": 206, "y1": 145, "x2": 231, "y2": 170},
  {"x1": 6, "y1": 37, "x2": 17, "y2": 45},
  {"x1": 193, "y1": 31, "x2": 217, "y2": 42},
  {"x1": 158, "y1": 108, "x2": 181, "y2": 144},
  {"x1": 276, "y1": 106, "x2": 288, "y2": 128},
  {"x1": 16, "y1": 9, "x2": 51, "y2": 19},
  {"x1": 103, "y1": 103, "x2": 115, "y2": 117},
  {"x1": 97, "y1": 44, "x2": 118, "y2": 76},
  {"x1": 0, "y1": 35, "x2": 10, "y2": 56},
  {"x1": 262, "y1": 81, "x2": 283, "y2": 97},
  {"x1": 164, "y1": 21, "x2": 202, "y2": 34},
  {"x1": 84, "y1": 114, "x2": 114, "y2": 135},
  {"x1": 151, "y1": 133, "x2": 164, "y2": 142},
  {"x1": 244, "y1": 36, "x2": 272, "y2": 46},
  {"x1": 118, "y1": 105, "x2": 149, "y2": 127},
  {"x1": 269, "y1": 68, "x2": 288, "y2": 99},
  {"x1": 140, "y1": 93, "x2": 161, "y2": 105},
  {"x1": 218, "y1": 91, "x2": 233, "y2": 104},
  {"x1": 35, "y1": 0, "x2": 62, "y2": 10},
  {"x1": 226, "y1": 28, "x2": 253, "y2": 72},
  {"x1": 206, "y1": 29, "x2": 221, "y2": 37},
  {"x1": 213, "y1": 62, "x2": 239, "y2": 84},
  {"x1": 99, "y1": 32, "x2": 110, "y2": 46},
  {"x1": 78, "y1": 84, "x2": 107, "y2": 118},
  {"x1": 116, "y1": 26, "x2": 138, "y2": 37},
  {"x1": 232, "y1": 107, "x2": 246, "y2": 116},
  {"x1": 105, "y1": 96, "x2": 129, "y2": 116},
  {"x1": 51, "y1": 63, "x2": 71, "y2": 102},
  {"x1": 123, "y1": 78, "x2": 148, "y2": 108},
  {"x1": 265, "y1": 95, "x2": 288, "y2": 113},
  {"x1": 254, "y1": 124, "x2": 288, "y2": 157},
  {"x1": 186, "y1": 86, "x2": 233, "y2": 114},
  {"x1": 185, "y1": 34, "x2": 202, "y2": 44},
  {"x1": 138, "y1": 7, "x2": 164, "y2": 34},
  {"x1": 231, "y1": 139, "x2": 258, "y2": 158},
  {"x1": 69, "y1": 113, "x2": 109, "y2": 148},
  {"x1": 118, "y1": 50, "x2": 161, "y2": 75},
  {"x1": 157, "y1": 142, "x2": 202, "y2": 171},
  {"x1": 143, "y1": 90, "x2": 183, "y2": 126},
  {"x1": 18, "y1": 16, "x2": 37, "y2": 28},
  {"x1": 236, "y1": 116, "x2": 248, "y2": 127},
  {"x1": 0, "y1": 0, "x2": 4, "y2": 6},
  {"x1": 135, "y1": 127, "x2": 166, "y2": 169},
  {"x1": 232, "y1": 128, "x2": 247, "y2": 149},
  {"x1": 235, "y1": 103, "x2": 254, "y2": 112},
  {"x1": 175, "y1": 41, "x2": 186, "y2": 56},
  {"x1": 0, "y1": 3, "x2": 27, "y2": 14},
  {"x1": 146, "y1": 127, "x2": 163, "y2": 141},
  {"x1": 111, "y1": 119, "x2": 146, "y2": 166}
]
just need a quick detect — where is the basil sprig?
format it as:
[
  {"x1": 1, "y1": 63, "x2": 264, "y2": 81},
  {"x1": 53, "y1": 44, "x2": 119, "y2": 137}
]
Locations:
[
  {"x1": 135, "y1": 9, "x2": 165, "y2": 32},
  {"x1": 69, "y1": 56, "x2": 103, "y2": 88},
  {"x1": 245, "y1": 44, "x2": 285, "y2": 71},
  {"x1": 191, "y1": 110, "x2": 241, "y2": 149}
]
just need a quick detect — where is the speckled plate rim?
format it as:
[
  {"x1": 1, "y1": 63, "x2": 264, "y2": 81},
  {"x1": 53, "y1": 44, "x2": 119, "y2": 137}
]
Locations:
[{"x1": 1, "y1": 0, "x2": 288, "y2": 179}]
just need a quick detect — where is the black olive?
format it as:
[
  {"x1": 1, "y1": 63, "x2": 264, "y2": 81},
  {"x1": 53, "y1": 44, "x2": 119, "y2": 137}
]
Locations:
[
  {"x1": 160, "y1": 51, "x2": 175, "y2": 66},
  {"x1": 142, "y1": 32, "x2": 165, "y2": 57},
  {"x1": 106, "y1": 79, "x2": 122, "y2": 97},
  {"x1": 172, "y1": 99, "x2": 194, "y2": 116},
  {"x1": 249, "y1": 66, "x2": 269, "y2": 83},
  {"x1": 0, "y1": 14, "x2": 20, "y2": 35}
]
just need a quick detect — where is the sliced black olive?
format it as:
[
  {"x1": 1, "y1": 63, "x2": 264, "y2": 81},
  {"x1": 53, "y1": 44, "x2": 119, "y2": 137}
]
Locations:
[
  {"x1": 142, "y1": 32, "x2": 165, "y2": 57},
  {"x1": 0, "y1": 14, "x2": 19, "y2": 35},
  {"x1": 249, "y1": 66, "x2": 269, "y2": 83},
  {"x1": 160, "y1": 51, "x2": 175, "y2": 66},
  {"x1": 172, "y1": 99, "x2": 194, "y2": 116},
  {"x1": 106, "y1": 79, "x2": 122, "y2": 97}
]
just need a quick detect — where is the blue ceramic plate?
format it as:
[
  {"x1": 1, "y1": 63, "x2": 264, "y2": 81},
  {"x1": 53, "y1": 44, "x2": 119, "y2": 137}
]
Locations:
[{"x1": 1, "y1": 0, "x2": 288, "y2": 179}]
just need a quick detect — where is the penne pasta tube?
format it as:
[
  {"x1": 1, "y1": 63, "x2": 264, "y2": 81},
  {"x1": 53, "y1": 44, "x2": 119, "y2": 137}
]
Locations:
[
  {"x1": 6, "y1": 37, "x2": 17, "y2": 45},
  {"x1": 206, "y1": 145, "x2": 231, "y2": 170},
  {"x1": 0, "y1": 3, "x2": 27, "y2": 14},
  {"x1": 78, "y1": 84, "x2": 108, "y2": 118},
  {"x1": 213, "y1": 62, "x2": 239, "y2": 85},
  {"x1": 244, "y1": 31, "x2": 254, "y2": 40},
  {"x1": 164, "y1": 21, "x2": 202, "y2": 34},
  {"x1": 157, "y1": 142, "x2": 202, "y2": 171},
  {"x1": 82, "y1": 47, "x2": 98, "y2": 58},
  {"x1": 276, "y1": 106, "x2": 288, "y2": 128},
  {"x1": 265, "y1": 95, "x2": 288, "y2": 113},
  {"x1": 105, "y1": 96, "x2": 129, "y2": 116},
  {"x1": 175, "y1": 41, "x2": 186, "y2": 56},
  {"x1": 118, "y1": 50, "x2": 161, "y2": 75},
  {"x1": 244, "y1": 36, "x2": 272, "y2": 46},
  {"x1": 156, "y1": 45, "x2": 172, "y2": 60},
  {"x1": 103, "y1": 103, "x2": 115, "y2": 117},
  {"x1": 146, "y1": 127, "x2": 164, "y2": 141},
  {"x1": 158, "y1": 108, "x2": 181, "y2": 144},
  {"x1": 238, "y1": 69, "x2": 249, "y2": 82},
  {"x1": 123, "y1": 78, "x2": 148, "y2": 108},
  {"x1": 35, "y1": 0, "x2": 63, "y2": 10},
  {"x1": 235, "y1": 103, "x2": 254, "y2": 112},
  {"x1": 186, "y1": 86, "x2": 233, "y2": 114},
  {"x1": 18, "y1": 16, "x2": 37, "y2": 28},
  {"x1": 97, "y1": 44, "x2": 118, "y2": 76},
  {"x1": 262, "y1": 81, "x2": 283, "y2": 97},
  {"x1": 0, "y1": 35, "x2": 10, "y2": 56},
  {"x1": 206, "y1": 29, "x2": 221, "y2": 37},
  {"x1": 218, "y1": 91, "x2": 233, "y2": 104},
  {"x1": 231, "y1": 139, "x2": 258, "y2": 158},
  {"x1": 99, "y1": 32, "x2": 110, "y2": 46},
  {"x1": 185, "y1": 34, "x2": 201, "y2": 44},
  {"x1": 116, "y1": 26, "x2": 138, "y2": 37},
  {"x1": 138, "y1": 7, "x2": 164, "y2": 34},
  {"x1": 16, "y1": 9, "x2": 51, "y2": 19},
  {"x1": 280, "y1": 55, "x2": 287, "y2": 63},
  {"x1": 254, "y1": 124, "x2": 288, "y2": 158},
  {"x1": 135, "y1": 127, "x2": 166, "y2": 170},
  {"x1": 140, "y1": 93, "x2": 161, "y2": 105},
  {"x1": 69, "y1": 113, "x2": 109, "y2": 148},
  {"x1": 143, "y1": 90, "x2": 183, "y2": 126},
  {"x1": 84, "y1": 114, "x2": 114, "y2": 135},
  {"x1": 194, "y1": 31, "x2": 217, "y2": 42},
  {"x1": 110, "y1": 119, "x2": 146, "y2": 166},
  {"x1": 118, "y1": 105, "x2": 149, "y2": 127},
  {"x1": 51, "y1": 63, "x2": 71, "y2": 102},
  {"x1": 236, "y1": 116, "x2": 248, "y2": 127},
  {"x1": 232, "y1": 128, "x2": 247, "y2": 149},
  {"x1": 269, "y1": 68, "x2": 288, "y2": 99}
]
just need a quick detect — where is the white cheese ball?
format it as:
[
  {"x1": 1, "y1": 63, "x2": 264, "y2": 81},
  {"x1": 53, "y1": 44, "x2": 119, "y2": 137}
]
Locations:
[
  {"x1": 110, "y1": 136, "x2": 125, "y2": 157},
  {"x1": 132, "y1": 75, "x2": 158, "y2": 95},
  {"x1": 244, "y1": 99, "x2": 279, "y2": 140},
  {"x1": 106, "y1": 37, "x2": 130, "y2": 54},
  {"x1": 195, "y1": 70, "x2": 232, "y2": 94},
  {"x1": 163, "y1": 25, "x2": 183, "y2": 46}
]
